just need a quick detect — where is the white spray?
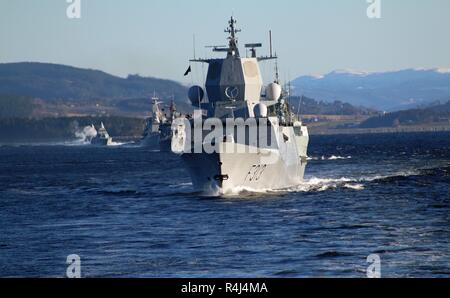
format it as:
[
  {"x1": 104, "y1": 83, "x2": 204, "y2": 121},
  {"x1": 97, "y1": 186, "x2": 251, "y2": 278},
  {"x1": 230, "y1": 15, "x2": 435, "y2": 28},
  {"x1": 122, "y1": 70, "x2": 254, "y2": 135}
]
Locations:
[{"x1": 75, "y1": 124, "x2": 97, "y2": 143}]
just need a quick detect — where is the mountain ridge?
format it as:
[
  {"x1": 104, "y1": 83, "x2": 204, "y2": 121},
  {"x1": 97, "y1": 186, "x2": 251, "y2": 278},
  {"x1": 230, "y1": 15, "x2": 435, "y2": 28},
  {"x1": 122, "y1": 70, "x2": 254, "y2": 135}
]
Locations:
[
  {"x1": 292, "y1": 68, "x2": 450, "y2": 111},
  {"x1": 0, "y1": 62, "x2": 191, "y2": 109},
  {"x1": 2, "y1": 62, "x2": 450, "y2": 117}
]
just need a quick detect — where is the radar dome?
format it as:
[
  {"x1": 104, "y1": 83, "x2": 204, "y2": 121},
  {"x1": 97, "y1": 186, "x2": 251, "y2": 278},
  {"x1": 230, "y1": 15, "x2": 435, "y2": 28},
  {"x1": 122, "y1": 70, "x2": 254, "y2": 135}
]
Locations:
[
  {"x1": 188, "y1": 86, "x2": 205, "y2": 106},
  {"x1": 266, "y1": 83, "x2": 282, "y2": 101},
  {"x1": 254, "y1": 103, "x2": 268, "y2": 118}
]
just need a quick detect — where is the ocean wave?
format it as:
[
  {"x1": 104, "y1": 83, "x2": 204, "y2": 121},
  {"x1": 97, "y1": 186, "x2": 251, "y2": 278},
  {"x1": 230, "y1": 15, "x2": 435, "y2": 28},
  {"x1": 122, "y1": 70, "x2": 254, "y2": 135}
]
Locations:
[
  {"x1": 343, "y1": 183, "x2": 365, "y2": 190},
  {"x1": 293, "y1": 169, "x2": 426, "y2": 192},
  {"x1": 221, "y1": 186, "x2": 274, "y2": 196},
  {"x1": 307, "y1": 155, "x2": 352, "y2": 161},
  {"x1": 219, "y1": 168, "x2": 436, "y2": 196},
  {"x1": 97, "y1": 189, "x2": 144, "y2": 196},
  {"x1": 169, "y1": 182, "x2": 193, "y2": 188},
  {"x1": 293, "y1": 177, "x2": 365, "y2": 192},
  {"x1": 315, "y1": 251, "x2": 354, "y2": 258},
  {"x1": 62, "y1": 140, "x2": 91, "y2": 146},
  {"x1": 216, "y1": 178, "x2": 362, "y2": 196},
  {"x1": 108, "y1": 141, "x2": 129, "y2": 147},
  {"x1": 0, "y1": 140, "x2": 136, "y2": 147},
  {"x1": 0, "y1": 141, "x2": 90, "y2": 147}
]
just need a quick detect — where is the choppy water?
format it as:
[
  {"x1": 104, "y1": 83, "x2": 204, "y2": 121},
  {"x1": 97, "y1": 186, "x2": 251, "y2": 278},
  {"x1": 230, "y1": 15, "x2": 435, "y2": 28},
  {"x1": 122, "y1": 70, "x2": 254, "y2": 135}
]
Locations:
[{"x1": 0, "y1": 132, "x2": 449, "y2": 277}]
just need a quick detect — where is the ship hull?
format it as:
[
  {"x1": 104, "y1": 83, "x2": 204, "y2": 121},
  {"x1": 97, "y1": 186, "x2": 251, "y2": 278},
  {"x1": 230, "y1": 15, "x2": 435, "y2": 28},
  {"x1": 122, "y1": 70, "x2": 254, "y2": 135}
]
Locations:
[
  {"x1": 180, "y1": 142, "x2": 307, "y2": 195},
  {"x1": 140, "y1": 133, "x2": 160, "y2": 149},
  {"x1": 173, "y1": 117, "x2": 309, "y2": 195},
  {"x1": 141, "y1": 124, "x2": 172, "y2": 152},
  {"x1": 91, "y1": 137, "x2": 112, "y2": 146},
  {"x1": 159, "y1": 124, "x2": 172, "y2": 152}
]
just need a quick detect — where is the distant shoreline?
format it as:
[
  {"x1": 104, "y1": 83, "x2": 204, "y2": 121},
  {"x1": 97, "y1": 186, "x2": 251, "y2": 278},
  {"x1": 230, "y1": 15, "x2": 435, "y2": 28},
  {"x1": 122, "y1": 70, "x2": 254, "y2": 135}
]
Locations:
[
  {"x1": 1, "y1": 127, "x2": 450, "y2": 146},
  {"x1": 1, "y1": 115, "x2": 449, "y2": 144},
  {"x1": 309, "y1": 124, "x2": 450, "y2": 135}
]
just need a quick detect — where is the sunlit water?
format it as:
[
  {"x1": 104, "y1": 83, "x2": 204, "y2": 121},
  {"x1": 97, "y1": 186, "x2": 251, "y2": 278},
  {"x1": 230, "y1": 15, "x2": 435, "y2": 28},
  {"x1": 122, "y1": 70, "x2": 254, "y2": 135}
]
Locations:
[{"x1": 0, "y1": 132, "x2": 449, "y2": 277}]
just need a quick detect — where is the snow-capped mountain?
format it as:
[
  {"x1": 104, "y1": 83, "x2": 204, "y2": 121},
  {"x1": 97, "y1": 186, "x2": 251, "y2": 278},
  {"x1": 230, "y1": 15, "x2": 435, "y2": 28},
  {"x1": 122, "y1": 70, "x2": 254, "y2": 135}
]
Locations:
[{"x1": 291, "y1": 69, "x2": 450, "y2": 111}]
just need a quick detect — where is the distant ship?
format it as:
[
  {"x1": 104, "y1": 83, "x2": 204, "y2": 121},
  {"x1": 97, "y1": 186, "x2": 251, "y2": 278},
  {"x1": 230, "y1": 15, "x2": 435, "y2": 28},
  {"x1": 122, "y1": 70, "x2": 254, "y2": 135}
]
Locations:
[
  {"x1": 91, "y1": 122, "x2": 113, "y2": 146},
  {"x1": 171, "y1": 17, "x2": 309, "y2": 194},
  {"x1": 141, "y1": 94, "x2": 178, "y2": 152}
]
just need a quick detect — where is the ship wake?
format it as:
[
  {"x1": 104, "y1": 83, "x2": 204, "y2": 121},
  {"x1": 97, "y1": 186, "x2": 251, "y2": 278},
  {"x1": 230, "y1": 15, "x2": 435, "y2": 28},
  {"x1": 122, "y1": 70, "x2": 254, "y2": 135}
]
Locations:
[{"x1": 218, "y1": 167, "x2": 446, "y2": 197}]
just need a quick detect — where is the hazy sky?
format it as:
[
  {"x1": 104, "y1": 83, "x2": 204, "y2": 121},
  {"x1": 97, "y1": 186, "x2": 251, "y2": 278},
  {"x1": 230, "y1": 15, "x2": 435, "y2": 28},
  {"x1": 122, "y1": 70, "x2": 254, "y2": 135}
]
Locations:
[{"x1": 1, "y1": 0, "x2": 450, "y2": 84}]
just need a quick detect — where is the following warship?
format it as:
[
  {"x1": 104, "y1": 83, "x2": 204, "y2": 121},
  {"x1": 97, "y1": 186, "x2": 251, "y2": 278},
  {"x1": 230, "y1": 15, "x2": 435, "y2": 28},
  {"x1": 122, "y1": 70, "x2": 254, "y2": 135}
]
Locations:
[
  {"x1": 141, "y1": 94, "x2": 178, "y2": 152},
  {"x1": 171, "y1": 17, "x2": 309, "y2": 194},
  {"x1": 91, "y1": 122, "x2": 113, "y2": 146}
]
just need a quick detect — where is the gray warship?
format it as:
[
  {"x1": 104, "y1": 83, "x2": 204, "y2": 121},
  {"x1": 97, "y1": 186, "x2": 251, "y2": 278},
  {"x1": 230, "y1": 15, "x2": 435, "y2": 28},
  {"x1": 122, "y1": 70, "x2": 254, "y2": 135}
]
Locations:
[
  {"x1": 91, "y1": 122, "x2": 113, "y2": 146},
  {"x1": 141, "y1": 94, "x2": 178, "y2": 152},
  {"x1": 171, "y1": 17, "x2": 309, "y2": 194}
]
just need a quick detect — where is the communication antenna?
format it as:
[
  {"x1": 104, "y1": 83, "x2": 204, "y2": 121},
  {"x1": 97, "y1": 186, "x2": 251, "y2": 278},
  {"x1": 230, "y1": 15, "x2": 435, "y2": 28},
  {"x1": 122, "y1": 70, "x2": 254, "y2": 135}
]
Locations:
[
  {"x1": 297, "y1": 95, "x2": 304, "y2": 121},
  {"x1": 269, "y1": 30, "x2": 273, "y2": 58},
  {"x1": 274, "y1": 56, "x2": 280, "y2": 84},
  {"x1": 288, "y1": 79, "x2": 291, "y2": 105},
  {"x1": 287, "y1": 78, "x2": 294, "y2": 124},
  {"x1": 193, "y1": 34, "x2": 196, "y2": 60},
  {"x1": 257, "y1": 31, "x2": 277, "y2": 61}
]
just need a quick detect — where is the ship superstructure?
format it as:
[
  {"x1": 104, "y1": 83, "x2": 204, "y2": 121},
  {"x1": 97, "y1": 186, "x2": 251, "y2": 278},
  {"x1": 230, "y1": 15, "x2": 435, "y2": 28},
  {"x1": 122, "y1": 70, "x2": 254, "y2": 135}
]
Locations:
[
  {"x1": 91, "y1": 122, "x2": 113, "y2": 146},
  {"x1": 171, "y1": 17, "x2": 309, "y2": 194},
  {"x1": 141, "y1": 94, "x2": 176, "y2": 151}
]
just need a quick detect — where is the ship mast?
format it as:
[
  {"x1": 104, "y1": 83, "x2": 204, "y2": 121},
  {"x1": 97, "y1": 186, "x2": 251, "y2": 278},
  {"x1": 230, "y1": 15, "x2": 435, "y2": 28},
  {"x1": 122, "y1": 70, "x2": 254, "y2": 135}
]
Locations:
[
  {"x1": 224, "y1": 16, "x2": 241, "y2": 58},
  {"x1": 190, "y1": 17, "x2": 276, "y2": 63}
]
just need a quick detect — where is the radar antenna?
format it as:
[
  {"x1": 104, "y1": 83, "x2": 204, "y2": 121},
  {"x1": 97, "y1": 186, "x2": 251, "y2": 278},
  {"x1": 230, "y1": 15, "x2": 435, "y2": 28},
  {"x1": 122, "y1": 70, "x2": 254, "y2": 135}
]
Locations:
[
  {"x1": 274, "y1": 58, "x2": 280, "y2": 84},
  {"x1": 189, "y1": 18, "x2": 277, "y2": 63}
]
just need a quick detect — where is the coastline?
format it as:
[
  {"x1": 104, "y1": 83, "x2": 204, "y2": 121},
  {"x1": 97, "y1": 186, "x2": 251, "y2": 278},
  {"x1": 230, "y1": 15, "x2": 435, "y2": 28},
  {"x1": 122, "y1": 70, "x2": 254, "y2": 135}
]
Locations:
[{"x1": 309, "y1": 124, "x2": 450, "y2": 136}]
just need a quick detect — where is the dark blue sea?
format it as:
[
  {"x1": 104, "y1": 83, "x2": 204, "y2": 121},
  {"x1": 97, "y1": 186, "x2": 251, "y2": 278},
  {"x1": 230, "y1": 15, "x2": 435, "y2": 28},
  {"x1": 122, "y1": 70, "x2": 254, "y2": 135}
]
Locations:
[{"x1": 0, "y1": 132, "x2": 449, "y2": 277}]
